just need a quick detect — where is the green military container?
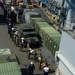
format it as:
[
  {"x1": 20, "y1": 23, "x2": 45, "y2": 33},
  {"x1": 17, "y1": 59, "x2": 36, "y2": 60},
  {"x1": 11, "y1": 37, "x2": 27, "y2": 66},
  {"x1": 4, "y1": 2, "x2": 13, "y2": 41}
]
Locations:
[
  {"x1": 30, "y1": 13, "x2": 42, "y2": 24},
  {"x1": 35, "y1": 22, "x2": 50, "y2": 35},
  {"x1": 31, "y1": 18, "x2": 44, "y2": 26},
  {"x1": 36, "y1": 22, "x2": 50, "y2": 27},
  {"x1": 19, "y1": 23, "x2": 35, "y2": 34},
  {"x1": 0, "y1": 62, "x2": 22, "y2": 75},
  {"x1": 23, "y1": 32, "x2": 36, "y2": 37},
  {"x1": 31, "y1": 18, "x2": 44, "y2": 23},
  {"x1": 31, "y1": 21, "x2": 61, "y2": 56},
  {"x1": 40, "y1": 27, "x2": 61, "y2": 56},
  {"x1": 0, "y1": 55, "x2": 17, "y2": 63},
  {"x1": 19, "y1": 23, "x2": 35, "y2": 29},
  {"x1": 45, "y1": 33, "x2": 61, "y2": 47},
  {"x1": 19, "y1": 23, "x2": 26, "y2": 30},
  {"x1": 31, "y1": 18, "x2": 44, "y2": 27},
  {"x1": 39, "y1": 27, "x2": 51, "y2": 37},
  {"x1": 45, "y1": 33, "x2": 61, "y2": 56},
  {"x1": 39, "y1": 27, "x2": 53, "y2": 42},
  {"x1": 0, "y1": 48, "x2": 22, "y2": 75},
  {"x1": 50, "y1": 37, "x2": 61, "y2": 56},
  {"x1": 0, "y1": 48, "x2": 17, "y2": 63},
  {"x1": 39, "y1": 26, "x2": 59, "y2": 43}
]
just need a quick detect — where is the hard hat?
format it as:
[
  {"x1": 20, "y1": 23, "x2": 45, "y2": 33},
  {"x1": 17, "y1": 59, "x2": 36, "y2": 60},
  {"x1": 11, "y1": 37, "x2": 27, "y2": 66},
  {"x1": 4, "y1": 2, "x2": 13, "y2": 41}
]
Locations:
[
  {"x1": 30, "y1": 62, "x2": 33, "y2": 64},
  {"x1": 30, "y1": 48, "x2": 32, "y2": 50},
  {"x1": 30, "y1": 50, "x2": 34, "y2": 53},
  {"x1": 38, "y1": 57, "x2": 41, "y2": 60},
  {"x1": 11, "y1": 6, "x2": 14, "y2": 11},
  {"x1": 9, "y1": 23, "x2": 11, "y2": 25}
]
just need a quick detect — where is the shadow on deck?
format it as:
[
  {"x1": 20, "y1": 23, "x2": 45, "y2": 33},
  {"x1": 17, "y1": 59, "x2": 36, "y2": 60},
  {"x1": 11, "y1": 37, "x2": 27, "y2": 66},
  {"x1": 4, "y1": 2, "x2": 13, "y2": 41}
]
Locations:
[
  {"x1": 21, "y1": 68, "x2": 28, "y2": 75},
  {"x1": 21, "y1": 68, "x2": 43, "y2": 75},
  {"x1": 0, "y1": 14, "x2": 5, "y2": 24},
  {"x1": 21, "y1": 68, "x2": 55, "y2": 75}
]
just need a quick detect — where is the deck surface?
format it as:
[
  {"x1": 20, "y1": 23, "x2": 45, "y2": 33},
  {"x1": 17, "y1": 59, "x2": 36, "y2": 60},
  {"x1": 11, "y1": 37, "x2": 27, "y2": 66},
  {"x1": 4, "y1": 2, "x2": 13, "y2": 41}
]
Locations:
[{"x1": 0, "y1": 6, "x2": 55, "y2": 75}]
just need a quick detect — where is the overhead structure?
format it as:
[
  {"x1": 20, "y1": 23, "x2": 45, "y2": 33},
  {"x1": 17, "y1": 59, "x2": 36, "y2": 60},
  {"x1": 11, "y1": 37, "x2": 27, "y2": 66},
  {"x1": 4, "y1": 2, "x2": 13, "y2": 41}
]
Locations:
[
  {"x1": 63, "y1": 0, "x2": 75, "y2": 30},
  {"x1": 46, "y1": 0, "x2": 75, "y2": 31},
  {"x1": 40, "y1": 0, "x2": 48, "y2": 5},
  {"x1": 55, "y1": 31, "x2": 75, "y2": 75}
]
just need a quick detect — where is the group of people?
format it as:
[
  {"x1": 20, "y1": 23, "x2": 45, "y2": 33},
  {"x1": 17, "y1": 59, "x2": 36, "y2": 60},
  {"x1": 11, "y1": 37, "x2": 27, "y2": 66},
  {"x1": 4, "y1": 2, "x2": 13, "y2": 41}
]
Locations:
[
  {"x1": 1, "y1": 1, "x2": 51, "y2": 75},
  {"x1": 6, "y1": 17, "x2": 26, "y2": 50},
  {"x1": 27, "y1": 44, "x2": 50, "y2": 75},
  {"x1": 10, "y1": 27, "x2": 26, "y2": 50},
  {"x1": 28, "y1": 60, "x2": 50, "y2": 75}
]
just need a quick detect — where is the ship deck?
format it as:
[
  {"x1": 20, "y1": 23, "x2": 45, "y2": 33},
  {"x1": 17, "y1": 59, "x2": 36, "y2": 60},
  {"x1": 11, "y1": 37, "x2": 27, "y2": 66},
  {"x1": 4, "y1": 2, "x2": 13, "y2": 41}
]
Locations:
[{"x1": 0, "y1": 6, "x2": 55, "y2": 75}]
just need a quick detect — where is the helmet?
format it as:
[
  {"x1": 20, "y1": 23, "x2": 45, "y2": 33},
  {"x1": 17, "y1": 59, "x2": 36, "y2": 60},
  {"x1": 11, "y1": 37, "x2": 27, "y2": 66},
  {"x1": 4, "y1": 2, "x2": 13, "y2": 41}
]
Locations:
[
  {"x1": 30, "y1": 48, "x2": 32, "y2": 50},
  {"x1": 30, "y1": 62, "x2": 33, "y2": 64}
]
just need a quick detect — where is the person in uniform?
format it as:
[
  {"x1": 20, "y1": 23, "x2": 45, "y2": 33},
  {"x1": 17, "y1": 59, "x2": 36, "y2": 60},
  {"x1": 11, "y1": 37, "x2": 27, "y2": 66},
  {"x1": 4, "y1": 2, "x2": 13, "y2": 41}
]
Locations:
[
  {"x1": 38, "y1": 56, "x2": 42, "y2": 70},
  {"x1": 27, "y1": 41, "x2": 30, "y2": 53},
  {"x1": 38, "y1": 56, "x2": 41, "y2": 62},
  {"x1": 14, "y1": 30, "x2": 18, "y2": 37},
  {"x1": 28, "y1": 48, "x2": 34, "y2": 59},
  {"x1": 43, "y1": 65, "x2": 50, "y2": 75},
  {"x1": 14, "y1": 30, "x2": 18, "y2": 44},
  {"x1": 28, "y1": 62, "x2": 35, "y2": 75},
  {"x1": 34, "y1": 50, "x2": 37, "y2": 62},
  {"x1": 20, "y1": 36, "x2": 25, "y2": 51},
  {"x1": 8, "y1": 23, "x2": 12, "y2": 34},
  {"x1": 21, "y1": 36, "x2": 25, "y2": 47},
  {"x1": 11, "y1": 27, "x2": 15, "y2": 39},
  {"x1": 38, "y1": 54, "x2": 43, "y2": 70}
]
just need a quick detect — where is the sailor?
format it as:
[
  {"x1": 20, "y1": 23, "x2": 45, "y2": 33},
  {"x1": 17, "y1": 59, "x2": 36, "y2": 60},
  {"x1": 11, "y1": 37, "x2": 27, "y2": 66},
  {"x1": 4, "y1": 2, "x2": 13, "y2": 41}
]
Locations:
[
  {"x1": 27, "y1": 42, "x2": 30, "y2": 53},
  {"x1": 8, "y1": 23, "x2": 12, "y2": 34},
  {"x1": 43, "y1": 65, "x2": 50, "y2": 75},
  {"x1": 38, "y1": 54, "x2": 43, "y2": 62},
  {"x1": 11, "y1": 6, "x2": 17, "y2": 24},
  {"x1": 3, "y1": 5, "x2": 7, "y2": 21},
  {"x1": 38, "y1": 54, "x2": 43, "y2": 70},
  {"x1": 8, "y1": 22, "x2": 12, "y2": 29},
  {"x1": 28, "y1": 48, "x2": 35, "y2": 59},
  {"x1": 8, "y1": 23, "x2": 12, "y2": 37},
  {"x1": 38, "y1": 56, "x2": 41, "y2": 62},
  {"x1": 12, "y1": 27, "x2": 15, "y2": 34},
  {"x1": 27, "y1": 47, "x2": 31, "y2": 54},
  {"x1": 38, "y1": 56, "x2": 42, "y2": 70},
  {"x1": 29, "y1": 48, "x2": 32, "y2": 50},
  {"x1": 21, "y1": 36, "x2": 24, "y2": 43},
  {"x1": 28, "y1": 62, "x2": 35, "y2": 75},
  {"x1": 14, "y1": 30, "x2": 18, "y2": 43},
  {"x1": 14, "y1": 30, "x2": 18, "y2": 36},
  {"x1": 34, "y1": 50, "x2": 37, "y2": 62},
  {"x1": 21, "y1": 36, "x2": 25, "y2": 46},
  {"x1": 20, "y1": 36, "x2": 25, "y2": 49},
  {"x1": 30, "y1": 49, "x2": 34, "y2": 54}
]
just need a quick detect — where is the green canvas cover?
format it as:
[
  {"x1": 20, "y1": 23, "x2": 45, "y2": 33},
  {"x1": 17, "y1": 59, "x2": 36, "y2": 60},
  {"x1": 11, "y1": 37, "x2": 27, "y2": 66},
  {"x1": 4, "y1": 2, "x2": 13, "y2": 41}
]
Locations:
[{"x1": 0, "y1": 62, "x2": 22, "y2": 75}]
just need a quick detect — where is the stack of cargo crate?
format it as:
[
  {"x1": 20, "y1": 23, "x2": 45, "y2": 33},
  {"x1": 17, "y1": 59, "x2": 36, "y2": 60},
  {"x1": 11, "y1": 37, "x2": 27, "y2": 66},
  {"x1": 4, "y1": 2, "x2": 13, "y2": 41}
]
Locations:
[
  {"x1": 44, "y1": 33, "x2": 61, "y2": 56},
  {"x1": 30, "y1": 13, "x2": 43, "y2": 26},
  {"x1": 31, "y1": 17, "x2": 44, "y2": 26},
  {"x1": 34, "y1": 22, "x2": 50, "y2": 35},
  {"x1": 34, "y1": 22, "x2": 61, "y2": 56},
  {"x1": 19, "y1": 23, "x2": 39, "y2": 48},
  {"x1": 0, "y1": 48, "x2": 22, "y2": 75}
]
